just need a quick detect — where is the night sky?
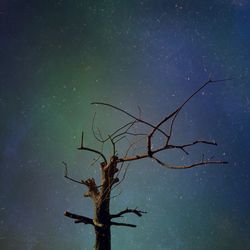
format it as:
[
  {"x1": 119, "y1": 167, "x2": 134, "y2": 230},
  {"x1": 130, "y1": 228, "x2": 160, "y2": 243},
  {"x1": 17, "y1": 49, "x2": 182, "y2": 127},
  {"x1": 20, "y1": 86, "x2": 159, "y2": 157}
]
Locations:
[{"x1": 1, "y1": 1, "x2": 250, "y2": 249}]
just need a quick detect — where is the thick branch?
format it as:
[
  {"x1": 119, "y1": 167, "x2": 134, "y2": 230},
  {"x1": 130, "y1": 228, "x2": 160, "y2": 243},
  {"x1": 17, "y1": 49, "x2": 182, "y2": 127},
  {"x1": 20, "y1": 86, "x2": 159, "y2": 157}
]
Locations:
[
  {"x1": 64, "y1": 211, "x2": 94, "y2": 225},
  {"x1": 111, "y1": 208, "x2": 147, "y2": 219},
  {"x1": 117, "y1": 153, "x2": 148, "y2": 163},
  {"x1": 152, "y1": 155, "x2": 228, "y2": 169},
  {"x1": 110, "y1": 221, "x2": 137, "y2": 228}
]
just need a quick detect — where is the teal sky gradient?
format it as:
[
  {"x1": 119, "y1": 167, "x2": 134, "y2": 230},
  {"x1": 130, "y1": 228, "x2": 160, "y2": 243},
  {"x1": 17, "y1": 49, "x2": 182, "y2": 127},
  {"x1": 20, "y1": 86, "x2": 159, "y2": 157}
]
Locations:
[{"x1": 0, "y1": 1, "x2": 250, "y2": 249}]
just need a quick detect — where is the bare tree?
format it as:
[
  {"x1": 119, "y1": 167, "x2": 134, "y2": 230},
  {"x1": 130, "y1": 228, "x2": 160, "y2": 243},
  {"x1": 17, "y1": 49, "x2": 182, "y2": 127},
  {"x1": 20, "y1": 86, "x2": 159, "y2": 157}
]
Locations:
[{"x1": 64, "y1": 78, "x2": 230, "y2": 250}]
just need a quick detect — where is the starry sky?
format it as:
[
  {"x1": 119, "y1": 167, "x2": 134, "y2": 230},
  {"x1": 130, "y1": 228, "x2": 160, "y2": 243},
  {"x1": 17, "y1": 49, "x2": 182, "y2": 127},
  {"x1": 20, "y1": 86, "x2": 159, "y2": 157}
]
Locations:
[{"x1": 0, "y1": 0, "x2": 250, "y2": 249}]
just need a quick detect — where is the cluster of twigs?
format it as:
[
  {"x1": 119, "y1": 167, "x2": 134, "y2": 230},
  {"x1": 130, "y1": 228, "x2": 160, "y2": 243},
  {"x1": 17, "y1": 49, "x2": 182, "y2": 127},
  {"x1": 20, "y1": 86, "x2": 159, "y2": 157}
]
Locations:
[
  {"x1": 64, "y1": 78, "x2": 230, "y2": 229},
  {"x1": 90, "y1": 78, "x2": 229, "y2": 169}
]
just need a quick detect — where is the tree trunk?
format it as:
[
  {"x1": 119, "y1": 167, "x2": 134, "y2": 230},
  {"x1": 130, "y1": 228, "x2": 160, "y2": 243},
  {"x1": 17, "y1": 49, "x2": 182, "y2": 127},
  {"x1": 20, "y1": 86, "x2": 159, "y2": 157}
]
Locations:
[
  {"x1": 95, "y1": 225, "x2": 111, "y2": 250},
  {"x1": 94, "y1": 197, "x2": 111, "y2": 250},
  {"x1": 94, "y1": 157, "x2": 118, "y2": 250}
]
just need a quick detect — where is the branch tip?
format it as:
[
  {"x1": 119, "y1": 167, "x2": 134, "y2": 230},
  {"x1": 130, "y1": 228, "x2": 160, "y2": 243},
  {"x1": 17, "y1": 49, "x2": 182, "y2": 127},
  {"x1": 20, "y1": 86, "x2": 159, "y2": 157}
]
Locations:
[{"x1": 80, "y1": 131, "x2": 84, "y2": 149}]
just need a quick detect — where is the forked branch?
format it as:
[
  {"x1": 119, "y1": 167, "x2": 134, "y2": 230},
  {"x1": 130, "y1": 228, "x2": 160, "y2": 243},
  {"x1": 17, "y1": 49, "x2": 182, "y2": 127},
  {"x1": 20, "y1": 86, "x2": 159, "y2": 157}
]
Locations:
[
  {"x1": 152, "y1": 155, "x2": 228, "y2": 169},
  {"x1": 78, "y1": 132, "x2": 107, "y2": 164},
  {"x1": 111, "y1": 208, "x2": 147, "y2": 218},
  {"x1": 101, "y1": 78, "x2": 231, "y2": 168},
  {"x1": 148, "y1": 78, "x2": 232, "y2": 154},
  {"x1": 152, "y1": 140, "x2": 218, "y2": 155}
]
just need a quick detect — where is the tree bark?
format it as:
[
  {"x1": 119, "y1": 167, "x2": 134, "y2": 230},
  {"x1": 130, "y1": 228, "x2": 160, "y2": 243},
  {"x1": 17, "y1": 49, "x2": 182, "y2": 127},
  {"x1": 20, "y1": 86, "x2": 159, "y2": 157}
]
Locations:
[
  {"x1": 94, "y1": 194, "x2": 111, "y2": 250},
  {"x1": 93, "y1": 157, "x2": 118, "y2": 250},
  {"x1": 95, "y1": 225, "x2": 111, "y2": 250}
]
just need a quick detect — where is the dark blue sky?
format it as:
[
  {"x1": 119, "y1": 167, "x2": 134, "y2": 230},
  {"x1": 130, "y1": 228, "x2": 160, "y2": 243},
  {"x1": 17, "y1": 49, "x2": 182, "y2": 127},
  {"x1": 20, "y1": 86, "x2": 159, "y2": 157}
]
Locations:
[{"x1": 0, "y1": 1, "x2": 250, "y2": 249}]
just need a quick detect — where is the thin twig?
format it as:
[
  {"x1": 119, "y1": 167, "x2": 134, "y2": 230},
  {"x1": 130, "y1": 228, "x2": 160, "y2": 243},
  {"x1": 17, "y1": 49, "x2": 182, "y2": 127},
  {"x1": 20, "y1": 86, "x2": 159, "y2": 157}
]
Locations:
[
  {"x1": 92, "y1": 102, "x2": 169, "y2": 138},
  {"x1": 78, "y1": 132, "x2": 107, "y2": 164},
  {"x1": 63, "y1": 162, "x2": 85, "y2": 185}
]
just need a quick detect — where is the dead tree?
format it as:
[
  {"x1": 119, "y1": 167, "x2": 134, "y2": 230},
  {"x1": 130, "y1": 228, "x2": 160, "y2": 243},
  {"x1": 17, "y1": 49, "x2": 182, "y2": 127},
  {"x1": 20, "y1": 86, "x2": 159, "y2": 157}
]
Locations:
[{"x1": 64, "y1": 78, "x2": 230, "y2": 250}]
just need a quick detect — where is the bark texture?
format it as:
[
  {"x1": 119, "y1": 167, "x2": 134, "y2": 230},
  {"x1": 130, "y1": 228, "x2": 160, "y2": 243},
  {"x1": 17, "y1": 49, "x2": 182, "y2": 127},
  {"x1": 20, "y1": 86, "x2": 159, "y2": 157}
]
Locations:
[{"x1": 93, "y1": 157, "x2": 118, "y2": 250}]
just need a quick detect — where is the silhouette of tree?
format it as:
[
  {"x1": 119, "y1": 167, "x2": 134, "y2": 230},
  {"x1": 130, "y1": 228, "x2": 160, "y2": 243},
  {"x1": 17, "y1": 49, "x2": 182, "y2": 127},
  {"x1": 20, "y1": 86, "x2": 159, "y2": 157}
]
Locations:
[{"x1": 64, "y1": 78, "x2": 230, "y2": 250}]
